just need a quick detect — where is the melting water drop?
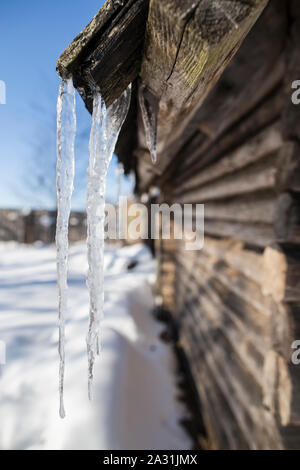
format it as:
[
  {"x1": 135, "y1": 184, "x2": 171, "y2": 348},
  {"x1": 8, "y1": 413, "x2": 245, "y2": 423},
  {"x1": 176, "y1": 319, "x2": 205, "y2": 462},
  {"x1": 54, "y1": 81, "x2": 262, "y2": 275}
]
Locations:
[
  {"x1": 86, "y1": 85, "x2": 131, "y2": 399},
  {"x1": 56, "y1": 77, "x2": 76, "y2": 418},
  {"x1": 139, "y1": 83, "x2": 158, "y2": 164}
]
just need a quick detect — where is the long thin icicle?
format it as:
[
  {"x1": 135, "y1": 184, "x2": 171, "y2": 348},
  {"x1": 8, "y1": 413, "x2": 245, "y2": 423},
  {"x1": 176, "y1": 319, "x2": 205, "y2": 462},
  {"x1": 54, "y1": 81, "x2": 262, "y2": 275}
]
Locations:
[
  {"x1": 117, "y1": 162, "x2": 124, "y2": 203},
  {"x1": 86, "y1": 85, "x2": 131, "y2": 399},
  {"x1": 138, "y1": 83, "x2": 158, "y2": 164},
  {"x1": 56, "y1": 77, "x2": 76, "y2": 418}
]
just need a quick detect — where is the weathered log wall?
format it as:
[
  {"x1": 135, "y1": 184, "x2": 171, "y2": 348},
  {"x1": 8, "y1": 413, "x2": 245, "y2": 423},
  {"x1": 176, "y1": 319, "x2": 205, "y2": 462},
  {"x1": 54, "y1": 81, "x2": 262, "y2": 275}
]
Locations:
[{"x1": 154, "y1": 1, "x2": 300, "y2": 449}]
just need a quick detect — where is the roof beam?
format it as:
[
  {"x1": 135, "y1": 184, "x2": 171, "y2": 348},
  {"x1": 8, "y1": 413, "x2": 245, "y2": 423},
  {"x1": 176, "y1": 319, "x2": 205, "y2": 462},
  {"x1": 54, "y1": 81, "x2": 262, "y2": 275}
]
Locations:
[
  {"x1": 57, "y1": 0, "x2": 149, "y2": 108},
  {"x1": 137, "y1": 0, "x2": 269, "y2": 181}
]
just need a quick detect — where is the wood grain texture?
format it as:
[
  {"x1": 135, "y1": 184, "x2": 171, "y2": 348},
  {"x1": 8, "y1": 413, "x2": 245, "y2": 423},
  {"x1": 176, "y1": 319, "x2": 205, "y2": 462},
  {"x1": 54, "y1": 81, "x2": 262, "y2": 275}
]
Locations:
[
  {"x1": 175, "y1": 123, "x2": 283, "y2": 194},
  {"x1": 57, "y1": 0, "x2": 126, "y2": 77},
  {"x1": 262, "y1": 245, "x2": 300, "y2": 302},
  {"x1": 274, "y1": 193, "x2": 300, "y2": 244},
  {"x1": 138, "y1": 0, "x2": 268, "y2": 173},
  {"x1": 172, "y1": 85, "x2": 284, "y2": 186},
  {"x1": 57, "y1": 0, "x2": 149, "y2": 107}
]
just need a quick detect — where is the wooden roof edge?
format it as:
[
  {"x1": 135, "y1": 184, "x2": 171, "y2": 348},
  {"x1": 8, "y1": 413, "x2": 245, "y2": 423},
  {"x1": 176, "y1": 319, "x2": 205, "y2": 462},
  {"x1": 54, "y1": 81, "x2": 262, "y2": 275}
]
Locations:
[
  {"x1": 57, "y1": 0, "x2": 130, "y2": 78},
  {"x1": 56, "y1": 0, "x2": 270, "y2": 184},
  {"x1": 56, "y1": 0, "x2": 149, "y2": 108},
  {"x1": 135, "y1": 0, "x2": 270, "y2": 190}
]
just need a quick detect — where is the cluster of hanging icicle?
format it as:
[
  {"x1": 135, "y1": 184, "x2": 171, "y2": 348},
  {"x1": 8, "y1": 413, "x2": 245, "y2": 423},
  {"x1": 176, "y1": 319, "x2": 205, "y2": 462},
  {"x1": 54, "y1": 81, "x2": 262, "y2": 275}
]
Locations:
[{"x1": 56, "y1": 77, "x2": 131, "y2": 417}]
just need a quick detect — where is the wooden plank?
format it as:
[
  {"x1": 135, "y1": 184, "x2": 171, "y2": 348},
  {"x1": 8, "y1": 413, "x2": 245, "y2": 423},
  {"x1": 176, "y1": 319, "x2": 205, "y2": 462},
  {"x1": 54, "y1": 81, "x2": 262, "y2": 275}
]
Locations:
[
  {"x1": 262, "y1": 246, "x2": 300, "y2": 302},
  {"x1": 181, "y1": 327, "x2": 249, "y2": 449},
  {"x1": 181, "y1": 328, "x2": 241, "y2": 449},
  {"x1": 57, "y1": 0, "x2": 149, "y2": 107},
  {"x1": 57, "y1": 0, "x2": 127, "y2": 77},
  {"x1": 184, "y1": 306, "x2": 257, "y2": 449},
  {"x1": 186, "y1": 300, "x2": 280, "y2": 449},
  {"x1": 175, "y1": 123, "x2": 283, "y2": 193},
  {"x1": 202, "y1": 236, "x2": 263, "y2": 284},
  {"x1": 179, "y1": 267, "x2": 266, "y2": 389},
  {"x1": 176, "y1": 251, "x2": 270, "y2": 353},
  {"x1": 197, "y1": 252, "x2": 273, "y2": 319},
  {"x1": 195, "y1": 258, "x2": 270, "y2": 341},
  {"x1": 176, "y1": 240, "x2": 293, "y2": 362},
  {"x1": 203, "y1": 193, "x2": 276, "y2": 224},
  {"x1": 175, "y1": 151, "x2": 280, "y2": 202},
  {"x1": 170, "y1": 77, "x2": 284, "y2": 184},
  {"x1": 138, "y1": 0, "x2": 268, "y2": 173},
  {"x1": 177, "y1": 255, "x2": 287, "y2": 449},
  {"x1": 204, "y1": 220, "x2": 274, "y2": 248}
]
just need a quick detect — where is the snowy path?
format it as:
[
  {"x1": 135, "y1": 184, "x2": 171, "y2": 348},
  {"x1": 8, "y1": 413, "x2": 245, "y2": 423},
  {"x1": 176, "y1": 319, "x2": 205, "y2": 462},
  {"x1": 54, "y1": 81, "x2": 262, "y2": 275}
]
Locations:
[{"x1": 0, "y1": 242, "x2": 190, "y2": 450}]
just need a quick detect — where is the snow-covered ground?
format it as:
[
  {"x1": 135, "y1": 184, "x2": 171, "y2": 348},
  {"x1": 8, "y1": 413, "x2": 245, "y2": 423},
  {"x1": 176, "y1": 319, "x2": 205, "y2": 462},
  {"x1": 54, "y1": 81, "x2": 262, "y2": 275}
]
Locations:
[{"x1": 0, "y1": 241, "x2": 190, "y2": 450}]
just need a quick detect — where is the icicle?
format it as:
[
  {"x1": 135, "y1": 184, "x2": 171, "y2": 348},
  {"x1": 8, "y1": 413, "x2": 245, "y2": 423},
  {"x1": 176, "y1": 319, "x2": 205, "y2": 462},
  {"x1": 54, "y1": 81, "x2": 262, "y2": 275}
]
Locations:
[
  {"x1": 56, "y1": 77, "x2": 76, "y2": 418},
  {"x1": 86, "y1": 84, "x2": 131, "y2": 399},
  {"x1": 139, "y1": 83, "x2": 158, "y2": 164},
  {"x1": 117, "y1": 163, "x2": 124, "y2": 202},
  {"x1": 116, "y1": 163, "x2": 124, "y2": 237}
]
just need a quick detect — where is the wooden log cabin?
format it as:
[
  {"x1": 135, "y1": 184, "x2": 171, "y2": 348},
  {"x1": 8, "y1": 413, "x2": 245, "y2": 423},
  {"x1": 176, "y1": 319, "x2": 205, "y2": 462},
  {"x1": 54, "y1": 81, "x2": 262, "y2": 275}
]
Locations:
[{"x1": 58, "y1": 0, "x2": 300, "y2": 449}]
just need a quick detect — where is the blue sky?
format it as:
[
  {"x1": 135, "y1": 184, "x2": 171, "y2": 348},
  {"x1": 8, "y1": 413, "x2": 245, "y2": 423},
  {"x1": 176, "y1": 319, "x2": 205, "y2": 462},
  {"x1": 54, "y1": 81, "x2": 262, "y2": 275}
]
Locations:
[{"x1": 0, "y1": 0, "x2": 134, "y2": 210}]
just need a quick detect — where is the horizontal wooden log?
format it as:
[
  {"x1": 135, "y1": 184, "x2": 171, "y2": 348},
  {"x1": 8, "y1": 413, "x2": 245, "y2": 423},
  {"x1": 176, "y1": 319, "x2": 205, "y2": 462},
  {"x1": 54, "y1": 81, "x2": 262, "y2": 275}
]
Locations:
[
  {"x1": 185, "y1": 276, "x2": 266, "y2": 390},
  {"x1": 183, "y1": 308, "x2": 257, "y2": 449},
  {"x1": 176, "y1": 266, "x2": 292, "y2": 443},
  {"x1": 57, "y1": 0, "x2": 149, "y2": 107},
  {"x1": 262, "y1": 246, "x2": 300, "y2": 302},
  {"x1": 174, "y1": 194, "x2": 300, "y2": 249},
  {"x1": 191, "y1": 299, "x2": 263, "y2": 400},
  {"x1": 171, "y1": 84, "x2": 284, "y2": 184},
  {"x1": 203, "y1": 192, "x2": 276, "y2": 224},
  {"x1": 176, "y1": 251, "x2": 270, "y2": 354},
  {"x1": 175, "y1": 151, "x2": 280, "y2": 202},
  {"x1": 201, "y1": 236, "x2": 263, "y2": 284},
  {"x1": 178, "y1": 253, "x2": 290, "y2": 445},
  {"x1": 185, "y1": 300, "x2": 280, "y2": 449},
  {"x1": 192, "y1": 258, "x2": 270, "y2": 342},
  {"x1": 175, "y1": 123, "x2": 283, "y2": 194},
  {"x1": 181, "y1": 327, "x2": 245, "y2": 449},
  {"x1": 274, "y1": 193, "x2": 300, "y2": 244},
  {"x1": 203, "y1": 219, "x2": 274, "y2": 248},
  {"x1": 197, "y1": 251, "x2": 273, "y2": 319},
  {"x1": 176, "y1": 241, "x2": 293, "y2": 359}
]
